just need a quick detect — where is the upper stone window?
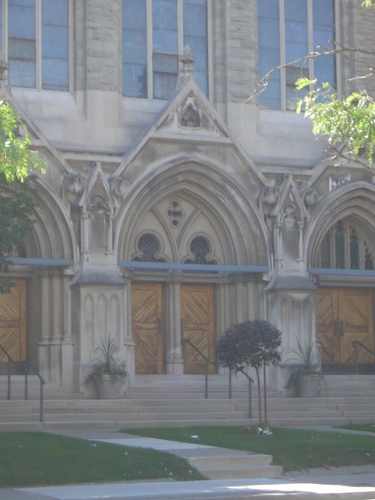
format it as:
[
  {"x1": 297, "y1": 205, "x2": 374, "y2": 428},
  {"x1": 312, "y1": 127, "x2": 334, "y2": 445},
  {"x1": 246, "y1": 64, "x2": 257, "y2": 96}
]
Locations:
[
  {"x1": 122, "y1": 0, "x2": 208, "y2": 100},
  {"x1": 0, "y1": 0, "x2": 69, "y2": 91},
  {"x1": 257, "y1": 0, "x2": 336, "y2": 110},
  {"x1": 319, "y1": 220, "x2": 374, "y2": 270}
]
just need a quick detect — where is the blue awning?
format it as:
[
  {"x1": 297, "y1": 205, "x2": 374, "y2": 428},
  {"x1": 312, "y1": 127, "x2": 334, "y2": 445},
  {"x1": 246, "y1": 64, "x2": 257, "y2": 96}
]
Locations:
[
  {"x1": 6, "y1": 258, "x2": 74, "y2": 267},
  {"x1": 308, "y1": 268, "x2": 375, "y2": 277},
  {"x1": 118, "y1": 261, "x2": 268, "y2": 273}
]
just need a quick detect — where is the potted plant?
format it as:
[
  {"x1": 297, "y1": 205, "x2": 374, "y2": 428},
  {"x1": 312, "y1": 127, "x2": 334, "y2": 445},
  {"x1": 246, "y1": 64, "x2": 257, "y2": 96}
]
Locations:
[
  {"x1": 85, "y1": 336, "x2": 129, "y2": 399},
  {"x1": 285, "y1": 338, "x2": 322, "y2": 397}
]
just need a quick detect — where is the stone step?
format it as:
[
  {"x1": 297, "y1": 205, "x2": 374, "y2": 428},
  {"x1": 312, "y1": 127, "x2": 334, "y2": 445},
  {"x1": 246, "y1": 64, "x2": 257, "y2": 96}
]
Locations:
[
  {"x1": 188, "y1": 453, "x2": 273, "y2": 469},
  {"x1": 197, "y1": 465, "x2": 283, "y2": 480}
]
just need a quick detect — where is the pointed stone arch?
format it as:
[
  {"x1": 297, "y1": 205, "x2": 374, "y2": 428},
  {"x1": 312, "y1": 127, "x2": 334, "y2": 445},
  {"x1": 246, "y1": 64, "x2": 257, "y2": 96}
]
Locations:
[
  {"x1": 116, "y1": 158, "x2": 270, "y2": 266},
  {"x1": 22, "y1": 179, "x2": 78, "y2": 260},
  {"x1": 305, "y1": 183, "x2": 375, "y2": 267}
]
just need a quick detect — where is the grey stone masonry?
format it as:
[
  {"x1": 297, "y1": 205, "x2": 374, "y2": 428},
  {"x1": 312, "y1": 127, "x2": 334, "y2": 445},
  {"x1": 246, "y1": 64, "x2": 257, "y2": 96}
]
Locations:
[
  {"x1": 225, "y1": 0, "x2": 257, "y2": 103},
  {"x1": 212, "y1": 0, "x2": 258, "y2": 106},
  {"x1": 86, "y1": 0, "x2": 122, "y2": 92}
]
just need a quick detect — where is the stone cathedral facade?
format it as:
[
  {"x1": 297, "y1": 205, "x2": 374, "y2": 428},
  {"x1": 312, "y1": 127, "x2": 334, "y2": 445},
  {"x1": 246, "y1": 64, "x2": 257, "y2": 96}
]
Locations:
[{"x1": 0, "y1": 0, "x2": 374, "y2": 397}]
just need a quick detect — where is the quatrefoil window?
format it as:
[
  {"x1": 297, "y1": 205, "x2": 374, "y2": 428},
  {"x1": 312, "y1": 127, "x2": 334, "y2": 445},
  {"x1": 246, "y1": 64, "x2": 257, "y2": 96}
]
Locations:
[{"x1": 166, "y1": 200, "x2": 185, "y2": 227}]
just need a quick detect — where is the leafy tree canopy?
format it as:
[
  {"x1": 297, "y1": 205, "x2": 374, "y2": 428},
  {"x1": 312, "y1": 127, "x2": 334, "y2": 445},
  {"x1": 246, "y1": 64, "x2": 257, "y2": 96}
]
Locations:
[
  {"x1": 0, "y1": 100, "x2": 45, "y2": 293},
  {"x1": 216, "y1": 320, "x2": 282, "y2": 371},
  {"x1": 294, "y1": 1, "x2": 375, "y2": 170},
  {"x1": 296, "y1": 80, "x2": 375, "y2": 169},
  {"x1": 0, "y1": 100, "x2": 44, "y2": 181}
]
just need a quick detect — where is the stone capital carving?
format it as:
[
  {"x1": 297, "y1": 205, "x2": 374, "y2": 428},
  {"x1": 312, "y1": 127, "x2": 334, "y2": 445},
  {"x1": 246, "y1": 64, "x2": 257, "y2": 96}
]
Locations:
[
  {"x1": 63, "y1": 265, "x2": 80, "y2": 276},
  {"x1": 110, "y1": 176, "x2": 131, "y2": 197}
]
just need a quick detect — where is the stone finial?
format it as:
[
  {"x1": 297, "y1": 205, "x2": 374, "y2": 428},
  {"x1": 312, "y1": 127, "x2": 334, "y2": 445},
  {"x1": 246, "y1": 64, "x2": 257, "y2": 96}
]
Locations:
[
  {"x1": 176, "y1": 45, "x2": 197, "y2": 91},
  {"x1": 179, "y1": 45, "x2": 195, "y2": 77}
]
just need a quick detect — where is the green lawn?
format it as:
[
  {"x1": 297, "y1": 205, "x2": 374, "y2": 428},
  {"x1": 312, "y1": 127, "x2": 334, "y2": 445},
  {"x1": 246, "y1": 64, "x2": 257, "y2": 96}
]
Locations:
[
  {"x1": 335, "y1": 423, "x2": 375, "y2": 433},
  {"x1": 122, "y1": 426, "x2": 375, "y2": 472},
  {"x1": 0, "y1": 432, "x2": 204, "y2": 488}
]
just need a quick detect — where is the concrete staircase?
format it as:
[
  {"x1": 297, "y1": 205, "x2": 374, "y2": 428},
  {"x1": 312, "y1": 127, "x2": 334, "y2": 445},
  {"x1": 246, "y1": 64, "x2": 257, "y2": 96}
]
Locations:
[
  {"x1": 0, "y1": 374, "x2": 374, "y2": 431},
  {"x1": 185, "y1": 450, "x2": 283, "y2": 479}
]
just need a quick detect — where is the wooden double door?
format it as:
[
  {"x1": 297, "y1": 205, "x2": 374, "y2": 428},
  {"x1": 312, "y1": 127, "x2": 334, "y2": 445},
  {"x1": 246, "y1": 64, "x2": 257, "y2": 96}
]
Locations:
[
  {"x1": 0, "y1": 279, "x2": 26, "y2": 362},
  {"x1": 317, "y1": 288, "x2": 374, "y2": 364},
  {"x1": 131, "y1": 283, "x2": 214, "y2": 374}
]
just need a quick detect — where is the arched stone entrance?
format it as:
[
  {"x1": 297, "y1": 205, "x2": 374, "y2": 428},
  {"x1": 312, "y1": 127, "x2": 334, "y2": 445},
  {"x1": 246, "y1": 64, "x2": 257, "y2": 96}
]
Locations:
[
  {"x1": 306, "y1": 187, "x2": 375, "y2": 373},
  {"x1": 116, "y1": 161, "x2": 270, "y2": 376}
]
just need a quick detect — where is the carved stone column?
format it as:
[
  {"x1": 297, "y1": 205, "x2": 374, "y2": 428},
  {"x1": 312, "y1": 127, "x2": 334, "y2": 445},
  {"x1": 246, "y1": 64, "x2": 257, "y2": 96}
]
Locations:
[
  {"x1": 61, "y1": 274, "x2": 74, "y2": 387},
  {"x1": 235, "y1": 281, "x2": 246, "y2": 323},
  {"x1": 50, "y1": 272, "x2": 63, "y2": 384},
  {"x1": 246, "y1": 281, "x2": 259, "y2": 320},
  {"x1": 38, "y1": 270, "x2": 51, "y2": 380},
  {"x1": 123, "y1": 278, "x2": 135, "y2": 379},
  {"x1": 166, "y1": 273, "x2": 184, "y2": 374}
]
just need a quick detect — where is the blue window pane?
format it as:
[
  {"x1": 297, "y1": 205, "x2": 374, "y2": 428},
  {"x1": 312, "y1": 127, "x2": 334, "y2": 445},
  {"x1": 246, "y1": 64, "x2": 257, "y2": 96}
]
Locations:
[
  {"x1": 42, "y1": 58, "x2": 69, "y2": 90},
  {"x1": 183, "y1": 4, "x2": 206, "y2": 37},
  {"x1": 42, "y1": 0, "x2": 68, "y2": 26},
  {"x1": 285, "y1": 21, "x2": 308, "y2": 44},
  {"x1": 313, "y1": 0, "x2": 334, "y2": 26},
  {"x1": 184, "y1": 0, "x2": 206, "y2": 5},
  {"x1": 123, "y1": 33, "x2": 147, "y2": 64},
  {"x1": 42, "y1": 0, "x2": 68, "y2": 90},
  {"x1": 8, "y1": 59, "x2": 35, "y2": 87},
  {"x1": 313, "y1": 27, "x2": 334, "y2": 49},
  {"x1": 285, "y1": 42, "x2": 308, "y2": 63},
  {"x1": 8, "y1": 0, "x2": 36, "y2": 89},
  {"x1": 122, "y1": 0, "x2": 146, "y2": 30},
  {"x1": 42, "y1": 26, "x2": 68, "y2": 58},
  {"x1": 122, "y1": 0, "x2": 147, "y2": 97},
  {"x1": 153, "y1": 0, "x2": 177, "y2": 55},
  {"x1": 314, "y1": 55, "x2": 335, "y2": 86},
  {"x1": 259, "y1": 76, "x2": 281, "y2": 109},
  {"x1": 194, "y1": 70, "x2": 207, "y2": 95},
  {"x1": 123, "y1": 63, "x2": 147, "y2": 97},
  {"x1": 285, "y1": 0, "x2": 307, "y2": 22},
  {"x1": 153, "y1": 29, "x2": 178, "y2": 54},
  {"x1": 258, "y1": 48, "x2": 280, "y2": 74},
  {"x1": 153, "y1": 0, "x2": 177, "y2": 31},
  {"x1": 8, "y1": 3, "x2": 35, "y2": 39},
  {"x1": 10, "y1": 0, "x2": 34, "y2": 6},
  {"x1": 258, "y1": 18, "x2": 279, "y2": 49},
  {"x1": 183, "y1": 36, "x2": 207, "y2": 71},
  {"x1": 257, "y1": 0, "x2": 278, "y2": 19}
]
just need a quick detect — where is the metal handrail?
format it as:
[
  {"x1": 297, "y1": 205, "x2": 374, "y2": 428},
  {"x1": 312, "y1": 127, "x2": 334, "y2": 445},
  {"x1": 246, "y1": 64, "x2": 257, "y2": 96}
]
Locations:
[
  {"x1": 181, "y1": 338, "x2": 254, "y2": 418},
  {"x1": 0, "y1": 344, "x2": 45, "y2": 422},
  {"x1": 352, "y1": 341, "x2": 375, "y2": 374}
]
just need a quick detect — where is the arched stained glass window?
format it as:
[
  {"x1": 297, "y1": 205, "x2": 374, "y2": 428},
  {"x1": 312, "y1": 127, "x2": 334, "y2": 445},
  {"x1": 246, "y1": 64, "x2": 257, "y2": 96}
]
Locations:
[
  {"x1": 185, "y1": 236, "x2": 216, "y2": 265},
  {"x1": 335, "y1": 223, "x2": 345, "y2": 269},
  {"x1": 134, "y1": 233, "x2": 166, "y2": 262},
  {"x1": 318, "y1": 220, "x2": 374, "y2": 271},
  {"x1": 350, "y1": 230, "x2": 359, "y2": 270}
]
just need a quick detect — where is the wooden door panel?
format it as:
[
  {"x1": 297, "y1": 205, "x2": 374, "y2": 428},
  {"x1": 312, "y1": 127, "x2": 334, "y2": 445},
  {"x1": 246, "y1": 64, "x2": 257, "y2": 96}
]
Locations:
[
  {"x1": 131, "y1": 283, "x2": 163, "y2": 374},
  {"x1": 340, "y1": 289, "x2": 373, "y2": 363},
  {"x1": 317, "y1": 288, "x2": 374, "y2": 365},
  {"x1": 181, "y1": 285, "x2": 215, "y2": 374},
  {"x1": 317, "y1": 288, "x2": 337, "y2": 363},
  {"x1": 0, "y1": 280, "x2": 26, "y2": 362}
]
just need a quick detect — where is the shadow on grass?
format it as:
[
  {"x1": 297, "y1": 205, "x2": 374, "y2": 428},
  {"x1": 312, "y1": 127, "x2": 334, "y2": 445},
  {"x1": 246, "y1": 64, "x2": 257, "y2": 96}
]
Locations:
[
  {"x1": 121, "y1": 426, "x2": 375, "y2": 472},
  {"x1": 0, "y1": 432, "x2": 204, "y2": 488}
]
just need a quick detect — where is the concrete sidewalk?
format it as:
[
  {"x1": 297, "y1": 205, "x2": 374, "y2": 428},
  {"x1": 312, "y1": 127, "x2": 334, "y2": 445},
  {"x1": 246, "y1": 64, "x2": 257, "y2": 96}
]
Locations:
[{"x1": 2, "y1": 427, "x2": 375, "y2": 500}]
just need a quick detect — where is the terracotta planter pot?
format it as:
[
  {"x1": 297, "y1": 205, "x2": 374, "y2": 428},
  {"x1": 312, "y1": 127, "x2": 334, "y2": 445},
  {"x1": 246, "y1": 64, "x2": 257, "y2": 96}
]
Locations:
[{"x1": 95, "y1": 375, "x2": 129, "y2": 399}]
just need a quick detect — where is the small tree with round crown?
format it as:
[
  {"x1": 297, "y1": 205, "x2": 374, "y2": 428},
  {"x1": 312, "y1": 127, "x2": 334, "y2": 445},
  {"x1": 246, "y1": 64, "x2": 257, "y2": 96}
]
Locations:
[{"x1": 216, "y1": 320, "x2": 282, "y2": 425}]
